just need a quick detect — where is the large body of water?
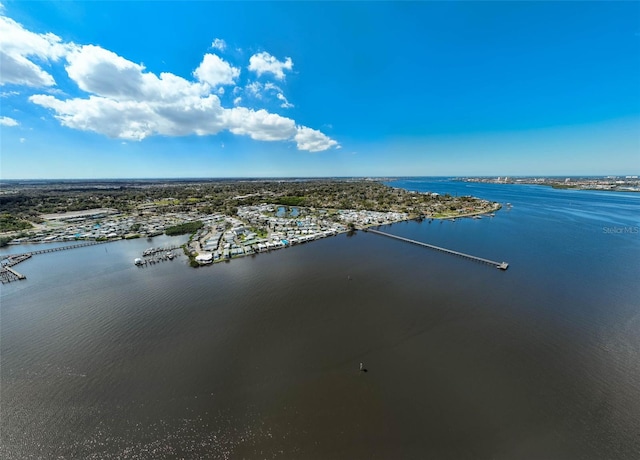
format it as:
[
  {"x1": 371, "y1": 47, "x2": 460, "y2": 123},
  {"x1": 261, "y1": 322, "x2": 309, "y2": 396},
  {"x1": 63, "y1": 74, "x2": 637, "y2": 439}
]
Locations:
[{"x1": 1, "y1": 178, "x2": 639, "y2": 459}]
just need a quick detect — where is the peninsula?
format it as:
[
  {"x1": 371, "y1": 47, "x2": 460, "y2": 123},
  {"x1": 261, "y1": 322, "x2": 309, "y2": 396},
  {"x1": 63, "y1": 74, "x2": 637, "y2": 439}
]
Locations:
[
  {"x1": 458, "y1": 176, "x2": 640, "y2": 192},
  {"x1": 0, "y1": 179, "x2": 500, "y2": 265}
]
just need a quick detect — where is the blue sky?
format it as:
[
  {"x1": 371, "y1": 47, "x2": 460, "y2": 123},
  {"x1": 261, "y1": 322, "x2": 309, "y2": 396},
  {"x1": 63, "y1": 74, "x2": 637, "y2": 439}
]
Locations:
[{"x1": 1, "y1": 1, "x2": 638, "y2": 179}]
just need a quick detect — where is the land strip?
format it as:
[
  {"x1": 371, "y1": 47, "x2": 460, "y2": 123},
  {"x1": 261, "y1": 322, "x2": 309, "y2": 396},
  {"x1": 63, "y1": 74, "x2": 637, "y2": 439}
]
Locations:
[{"x1": 1, "y1": 179, "x2": 501, "y2": 265}]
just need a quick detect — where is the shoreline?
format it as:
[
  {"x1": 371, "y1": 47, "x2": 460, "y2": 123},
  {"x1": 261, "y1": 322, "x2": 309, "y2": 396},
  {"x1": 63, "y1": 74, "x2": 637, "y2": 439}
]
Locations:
[{"x1": 457, "y1": 179, "x2": 640, "y2": 193}]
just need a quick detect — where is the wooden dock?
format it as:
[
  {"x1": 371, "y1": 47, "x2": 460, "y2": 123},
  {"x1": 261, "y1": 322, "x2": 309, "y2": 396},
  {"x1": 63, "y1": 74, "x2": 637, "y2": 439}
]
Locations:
[
  {"x1": 7, "y1": 240, "x2": 111, "y2": 259},
  {"x1": 1, "y1": 266, "x2": 26, "y2": 282},
  {"x1": 0, "y1": 254, "x2": 31, "y2": 283},
  {"x1": 364, "y1": 228, "x2": 509, "y2": 270},
  {"x1": 136, "y1": 246, "x2": 182, "y2": 267},
  {"x1": 0, "y1": 241, "x2": 114, "y2": 284},
  {"x1": 142, "y1": 245, "x2": 182, "y2": 257}
]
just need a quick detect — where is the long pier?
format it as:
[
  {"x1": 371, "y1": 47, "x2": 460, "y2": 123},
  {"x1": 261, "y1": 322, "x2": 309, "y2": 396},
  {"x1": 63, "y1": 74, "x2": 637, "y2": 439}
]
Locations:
[
  {"x1": 0, "y1": 240, "x2": 114, "y2": 284},
  {"x1": 7, "y1": 240, "x2": 112, "y2": 259},
  {"x1": 364, "y1": 228, "x2": 509, "y2": 270}
]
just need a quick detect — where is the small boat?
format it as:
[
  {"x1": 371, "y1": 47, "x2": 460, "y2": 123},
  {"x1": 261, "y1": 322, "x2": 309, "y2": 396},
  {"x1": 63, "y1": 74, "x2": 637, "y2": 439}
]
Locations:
[
  {"x1": 166, "y1": 252, "x2": 174, "y2": 260},
  {"x1": 134, "y1": 258, "x2": 144, "y2": 266}
]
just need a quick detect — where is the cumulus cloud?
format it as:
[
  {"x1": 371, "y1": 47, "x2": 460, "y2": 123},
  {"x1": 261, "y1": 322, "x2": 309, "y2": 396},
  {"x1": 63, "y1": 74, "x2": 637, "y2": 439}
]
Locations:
[
  {"x1": 2, "y1": 11, "x2": 337, "y2": 151},
  {"x1": 30, "y1": 87, "x2": 309, "y2": 146},
  {"x1": 0, "y1": 50, "x2": 55, "y2": 87},
  {"x1": 0, "y1": 115, "x2": 19, "y2": 126},
  {"x1": 193, "y1": 53, "x2": 240, "y2": 87},
  {"x1": 30, "y1": 93, "x2": 228, "y2": 140},
  {"x1": 225, "y1": 107, "x2": 296, "y2": 141},
  {"x1": 294, "y1": 126, "x2": 339, "y2": 152},
  {"x1": 248, "y1": 52, "x2": 293, "y2": 80},
  {"x1": 66, "y1": 45, "x2": 148, "y2": 98},
  {"x1": 0, "y1": 15, "x2": 68, "y2": 87},
  {"x1": 211, "y1": 38, "x2": 226, "y2": 51}
]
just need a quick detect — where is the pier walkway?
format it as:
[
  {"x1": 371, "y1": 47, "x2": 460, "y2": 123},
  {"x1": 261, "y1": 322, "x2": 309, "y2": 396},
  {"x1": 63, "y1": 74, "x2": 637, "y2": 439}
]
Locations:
[
  {"x1": 1, "y1": 240, "x2": 114, "y2": 284},
  {"x1": 364, "y1": 228, "x2": 509, "y2": 270},
  {"x1": 7, "y1": 240, "x2": 112, "y2": 259}
]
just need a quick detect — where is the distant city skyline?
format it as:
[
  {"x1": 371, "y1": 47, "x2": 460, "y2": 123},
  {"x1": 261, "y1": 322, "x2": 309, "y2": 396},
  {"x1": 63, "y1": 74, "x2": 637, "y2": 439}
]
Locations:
[{"x1": 1, "y1": 1, "x2": 638, "y2": 179}]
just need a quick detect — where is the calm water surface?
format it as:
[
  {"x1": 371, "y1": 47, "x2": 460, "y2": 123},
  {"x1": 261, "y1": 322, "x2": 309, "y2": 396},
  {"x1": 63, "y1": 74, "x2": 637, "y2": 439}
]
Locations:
[{"x1": 1, "y1": 179, "x2": 639, "y2": 459}]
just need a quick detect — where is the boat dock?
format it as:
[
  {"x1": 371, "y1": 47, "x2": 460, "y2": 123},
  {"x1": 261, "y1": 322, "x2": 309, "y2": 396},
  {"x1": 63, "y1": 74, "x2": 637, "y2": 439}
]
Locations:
[
  {"x1": 0, "y1": 253, "x2": 32, "y2": 283},
  {"x1": 142, "y1": 245, "x2": 182, "y2": 257},
  {"x1": 135, "y1": 246, "x2": 182, "y2": 267},
  {"x1": 0, "y1": 265, "x2": 26, "y2": 283},
  {"x1": 364, "y1": 228, "x2": 509, "y2": 270}
]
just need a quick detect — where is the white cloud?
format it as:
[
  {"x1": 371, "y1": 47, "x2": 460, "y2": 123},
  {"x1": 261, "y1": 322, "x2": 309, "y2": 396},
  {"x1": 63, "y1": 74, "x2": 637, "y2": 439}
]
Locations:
[
  {"x1": 30, "y1": 93, "x2": 228, "y2": 140},
  {"x1": 277, "y1": 92, "x2": 294, "y2": 109},
  {"x1": 294, "y1": 126, "x2": 339, "y2": 152},
  {"x1": 19, "y1": 137, "x2": 25, "y2": 143},
  {"x1": 66, "y1": 45, "x2": 210, "y2": 102},
  {"x1": 211, "y1": 38, "x2": 226, "y2": 51},
  {"x1": 0, "y1": 51, "x2": 55, "y2": 87},
  {"x1": 193, "y1": 53, "x2": 240, "y2": 87},
  {"x1": 224, "y1": 107, "x2": 296, "y2": 141},
  {"x1": 30, "y1": 90, "x2": 336, "y2": 150},
  {"x1": 248, "y1": 52, "x2": 293, "y2": 80},
  {"x1": 66, "y1": 45, "x2": 146, "y2": 98},
  {"x1": 0, "y1": 15, "x2": 68, "y2": 87},
  {"x1": 245, "y1": 81, "x2": 264, "y2": 99},
  {"x1": 0, "y1": 115, "x2": 19, "y2": 126},
  {"x1": 244, "y1": 81, "x2": 293, "y2": 108},
  {"x1": 0, "y1": 11, "x2": 336, "y2": 151}
]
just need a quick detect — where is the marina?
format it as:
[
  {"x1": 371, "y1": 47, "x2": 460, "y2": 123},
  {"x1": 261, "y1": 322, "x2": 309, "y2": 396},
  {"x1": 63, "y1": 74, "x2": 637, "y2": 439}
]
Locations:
[
  {"x1": 0, "y1": 253, "x2": 31, "y2": 283},
  {"x1": 135, "y1": 247, "x2": 181, "y2": 266},
  {"x1": 0, "y1": 264, "x2": 27, "y2": 283}
]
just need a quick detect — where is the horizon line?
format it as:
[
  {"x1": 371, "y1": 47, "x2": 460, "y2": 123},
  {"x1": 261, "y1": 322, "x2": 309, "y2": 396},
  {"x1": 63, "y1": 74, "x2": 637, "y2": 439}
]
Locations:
[{"x1": 2, "y1": 174, "x2": 639, "y2": 182}]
